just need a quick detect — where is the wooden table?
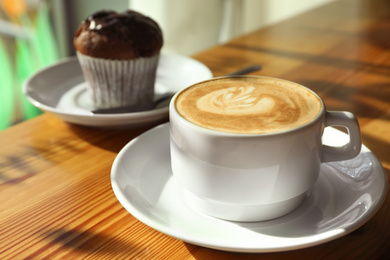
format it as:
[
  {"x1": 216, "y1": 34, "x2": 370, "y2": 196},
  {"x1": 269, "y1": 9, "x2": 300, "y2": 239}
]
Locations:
[{"x1": 1, "y1": 0, "x2": 389, "y2": 258}]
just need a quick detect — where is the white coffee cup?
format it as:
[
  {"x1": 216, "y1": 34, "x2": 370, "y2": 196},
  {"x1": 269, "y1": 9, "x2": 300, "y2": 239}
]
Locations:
[{"x1": 169, "y1": 76, "x2": 361, "y2": 222}]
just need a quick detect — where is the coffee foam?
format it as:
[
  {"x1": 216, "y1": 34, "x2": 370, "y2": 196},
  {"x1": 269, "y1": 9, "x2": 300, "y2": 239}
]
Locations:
[{"x1": 175, "y1": 77, "x2": 322, "y2": 134}]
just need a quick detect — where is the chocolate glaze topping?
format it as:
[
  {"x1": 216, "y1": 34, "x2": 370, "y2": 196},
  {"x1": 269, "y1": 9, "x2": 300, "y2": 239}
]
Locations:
[{"x1": 74, "y1": 10, "x2": 163, "y2": 59}]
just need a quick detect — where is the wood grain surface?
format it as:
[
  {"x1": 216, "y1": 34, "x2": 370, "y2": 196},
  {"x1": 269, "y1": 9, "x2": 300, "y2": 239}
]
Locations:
[{"x1": 1, "y1": 0, "x2": 389, "y2": 259}]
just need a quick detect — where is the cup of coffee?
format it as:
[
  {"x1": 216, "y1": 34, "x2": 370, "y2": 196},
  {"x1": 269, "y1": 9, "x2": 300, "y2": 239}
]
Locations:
[{"x1": 169, "y1": 76, "x2": 361, "y2": 222}]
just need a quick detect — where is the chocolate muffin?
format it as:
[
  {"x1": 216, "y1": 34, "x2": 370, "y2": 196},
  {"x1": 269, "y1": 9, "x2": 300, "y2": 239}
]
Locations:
[{"x1": 74, "y1": 10, "x2": 163, "y2": 109}]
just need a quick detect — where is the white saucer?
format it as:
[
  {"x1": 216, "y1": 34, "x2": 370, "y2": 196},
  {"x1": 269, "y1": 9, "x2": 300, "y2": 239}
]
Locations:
[
  {"x1": 111, "y1": 123, "x2": 387, "y2": 253},
  {"x1": 23, "y1": 53, "x2": 212, "y2": 128}
]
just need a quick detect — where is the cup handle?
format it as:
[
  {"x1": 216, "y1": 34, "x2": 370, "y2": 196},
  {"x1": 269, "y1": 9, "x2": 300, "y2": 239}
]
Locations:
[{"x1": 322, "y1": 111, "x2": 361, "y2": 163}]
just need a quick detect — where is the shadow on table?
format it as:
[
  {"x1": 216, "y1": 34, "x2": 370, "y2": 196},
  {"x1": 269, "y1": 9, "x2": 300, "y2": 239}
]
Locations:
[
  {"x1": 66, "y1": 120, "x2": 167, "y2": 153},
  {"x1": 41, "y1": 227, "x2": 140, "y2": 257}
]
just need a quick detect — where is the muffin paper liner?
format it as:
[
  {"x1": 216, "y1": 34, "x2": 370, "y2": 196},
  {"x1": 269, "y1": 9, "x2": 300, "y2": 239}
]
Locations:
[{"x1": 76, "y1": 52, "x2": 160, "y2": 109}]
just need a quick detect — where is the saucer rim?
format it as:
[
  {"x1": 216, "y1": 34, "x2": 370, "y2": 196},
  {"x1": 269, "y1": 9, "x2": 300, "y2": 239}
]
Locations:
[{"x1": 111, "y1": 123, "x2": 388, "y2": 252}]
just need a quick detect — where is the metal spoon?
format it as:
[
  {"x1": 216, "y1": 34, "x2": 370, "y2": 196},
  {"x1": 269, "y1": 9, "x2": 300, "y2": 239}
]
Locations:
[{"x1": 92, "y1": 64, "x2": 262, "y2": 114}]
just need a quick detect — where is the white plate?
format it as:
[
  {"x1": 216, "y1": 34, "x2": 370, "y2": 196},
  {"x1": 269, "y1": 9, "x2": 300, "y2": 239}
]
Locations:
[
  {"x1": 23, "y1": 53, "x2": 212, "y2": 128},
  {"x1": 111, "y1": 123, "x2": 387, "y2": 253}
]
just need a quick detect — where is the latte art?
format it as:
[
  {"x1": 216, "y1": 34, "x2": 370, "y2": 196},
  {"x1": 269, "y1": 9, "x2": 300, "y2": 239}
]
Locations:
[
  {"x1": 175, "y1": 77, "x2": 322, "y2": 134},
  {"x1": 198, "y1": 85, "x2": 295, "y2": 116},
  {"x1": 198, "y1": 86, "x2": 271, "y2": 114}
]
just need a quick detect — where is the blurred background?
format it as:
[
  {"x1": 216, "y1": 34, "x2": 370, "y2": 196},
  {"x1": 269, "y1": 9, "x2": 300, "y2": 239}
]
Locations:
[{"x1": 0, "y1": 0, "x2": 334, "y2": 130}]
